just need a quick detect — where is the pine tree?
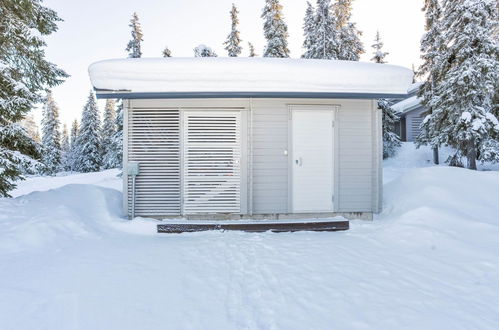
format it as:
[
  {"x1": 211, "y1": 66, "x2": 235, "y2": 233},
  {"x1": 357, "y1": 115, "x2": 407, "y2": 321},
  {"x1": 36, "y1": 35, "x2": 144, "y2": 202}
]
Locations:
[
  {"x1": 0, "y1": 0, "x2": 67, "y2": 196},
  {"x1": 70, "y1": 119, "x2": 79, "y2": 149},
  {"x1": 224, "y1": 4, "x2": 243, "y2": 57},
  {"x1": 74, "y1": 92, "x2": 101, "y2": 172},
  {"x1": 261, "y1": 0, "x2": 290, "y2": 58},
  {"x1": 126, "y1": 12, "x2": 143, "y2": 58},
  {"x1": 302, "y1": 1, "x2": 316, "y2": 58},
  {"x1": 67, "y1": 119, "x2": 79, "y2": 171},
  {"x1": 20, "y1": 114, "x2": 41, "y2": 143},
  {"x1": 101, "y1": 99, "x2": 117, "y2": 169},
  {"x1": 106, "y1": 101, "x2": 123, "y2": 169},
  {"x1": 378, "y1": 99, "x2": 401, "y2": 158},
  {"x1": 60, "y1": 123, "x2": 70, "y2": 171},
  {"x1": 416, "y1": 0, "x2": 446, "y2": 164},
  {"x1": 194, "y1": 45, "x2": 218, "y2": 57},
  {"x1": 41, "y1": 92, "x2": 62, "y2": 174},
  {"x1": 162, "y1": 47, "x2": 172, "y2": 57},
  {"x1": 371, "y1": 31, "x2": 388, "y2": 64},
  {"x1": 419, "y1": 0, "x2": 499, "y2": 169},
  {"x1": 307, "y1": 0, "x2": 339, "y2": 59},
  {"x1": 248, "y1": 42, "x2": 258, "y2": 57},
  {"x1": 333, "y1": 0, "x2": 364, "y2": 61},
  {"x1": 370, "y1": 35, "x2": 400, "y2": 157}
]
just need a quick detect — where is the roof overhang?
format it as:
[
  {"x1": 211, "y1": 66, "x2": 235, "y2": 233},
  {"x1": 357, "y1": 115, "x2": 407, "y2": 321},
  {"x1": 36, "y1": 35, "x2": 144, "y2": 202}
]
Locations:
[{"x1": 94, "y1": 90, "x2": 408, "y2": 100}]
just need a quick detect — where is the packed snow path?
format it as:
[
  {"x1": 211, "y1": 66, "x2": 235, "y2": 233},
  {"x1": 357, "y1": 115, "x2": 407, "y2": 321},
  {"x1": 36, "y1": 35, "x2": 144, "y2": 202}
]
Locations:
[{"x1": 1, "y1": 145, "x2": 499, "y2": 329}]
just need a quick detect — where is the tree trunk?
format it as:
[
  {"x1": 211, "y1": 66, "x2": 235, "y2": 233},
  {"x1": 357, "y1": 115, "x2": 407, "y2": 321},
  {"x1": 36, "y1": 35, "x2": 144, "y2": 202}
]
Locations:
[
  {"x1": 433, "y1": 146, "x2": 439, "y2": 165},
  {"x1": 467, "y1": 137, "x2": 477, "y2": 170}
]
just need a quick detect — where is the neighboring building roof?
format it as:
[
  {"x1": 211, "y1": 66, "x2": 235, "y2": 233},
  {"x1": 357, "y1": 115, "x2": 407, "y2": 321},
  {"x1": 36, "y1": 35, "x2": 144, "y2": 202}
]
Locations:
[
  {"x1": 88, "y1": 58, "x2": 413, "y2": 99},
  {"x1": 391, "y1": 95, "x2": 422, "y2": 114},
  {"x1": 407, "y1": 82, "x2": 422, "y2": 95}
]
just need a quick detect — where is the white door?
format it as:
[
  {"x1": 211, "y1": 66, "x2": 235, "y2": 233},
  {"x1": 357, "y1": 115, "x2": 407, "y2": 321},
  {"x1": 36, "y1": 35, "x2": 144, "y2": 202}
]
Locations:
[
  {"x1": 292, "y1": 108, "x2": 334, "y2": 212},
  {"x1": 182, "y1": 111, "x2": 242, "y2": 214}
]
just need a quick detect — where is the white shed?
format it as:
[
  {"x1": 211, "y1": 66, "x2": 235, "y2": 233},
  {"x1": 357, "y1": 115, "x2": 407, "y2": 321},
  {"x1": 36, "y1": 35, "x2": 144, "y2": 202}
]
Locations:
[{"x1": 89, "y1": 58, "x2": 412, "y2": 221}]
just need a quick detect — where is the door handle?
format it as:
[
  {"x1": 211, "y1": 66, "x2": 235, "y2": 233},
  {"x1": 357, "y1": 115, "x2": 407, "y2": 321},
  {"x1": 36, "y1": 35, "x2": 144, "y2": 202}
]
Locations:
[{"x1": 295, "y1": 157, "x2": 303, "y2": 166}]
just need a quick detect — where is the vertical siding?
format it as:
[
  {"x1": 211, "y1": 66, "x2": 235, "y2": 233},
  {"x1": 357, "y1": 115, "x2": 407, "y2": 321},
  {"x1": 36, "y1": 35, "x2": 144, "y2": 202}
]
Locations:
[
  {"x1": 406, "y1": 111, "x2": 424, "y2": 142},
  {"x1": 122, "y1": 98, "x2": 380, "y2": 217},
  {"x1": 251, "y1": 99, "x2": 289, "y2": 213},
  {"x1": 336, "y1": 99, "x2": 374, "y2": 212}
]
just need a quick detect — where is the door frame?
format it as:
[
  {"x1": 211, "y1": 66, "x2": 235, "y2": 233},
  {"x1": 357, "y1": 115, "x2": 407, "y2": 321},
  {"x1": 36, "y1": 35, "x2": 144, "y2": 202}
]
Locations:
[{"x1": 287, "y1": 104, "x2": 340, "y2": 213}]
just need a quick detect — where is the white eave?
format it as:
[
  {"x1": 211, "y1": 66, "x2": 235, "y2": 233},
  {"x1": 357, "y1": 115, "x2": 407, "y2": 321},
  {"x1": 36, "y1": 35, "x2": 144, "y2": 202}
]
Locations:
[{"x1": 88, "y1": 57, "x2": 414, "y2": 99}]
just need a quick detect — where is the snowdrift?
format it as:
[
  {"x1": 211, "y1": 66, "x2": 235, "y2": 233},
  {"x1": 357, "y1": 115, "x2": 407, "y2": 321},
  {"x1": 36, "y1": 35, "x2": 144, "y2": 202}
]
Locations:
[
  {"x1": 0, "y1": 184, "x2": 123, "y2": 253},
  {"x1": 0, "y1": 155, "x2": 498, "y2": 329}
]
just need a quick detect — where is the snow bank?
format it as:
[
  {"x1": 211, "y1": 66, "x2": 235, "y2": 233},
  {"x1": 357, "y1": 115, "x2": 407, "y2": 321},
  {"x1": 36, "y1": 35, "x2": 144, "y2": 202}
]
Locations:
[
  {"x1": 88, "y1": 57, "x2": 413, "y2": 95},
  {"x1": 1, "y1": 157, "x2": 499, "y2": 329},
  {"x1": 384, "y1": 143, "x2": 499, "y2": 183},
  {"x1": 10, "y1": 169, "x2": 121, "y2": 198},
  {"x1": 0, "y1": 184, "x2": 123, "y2": 253}
]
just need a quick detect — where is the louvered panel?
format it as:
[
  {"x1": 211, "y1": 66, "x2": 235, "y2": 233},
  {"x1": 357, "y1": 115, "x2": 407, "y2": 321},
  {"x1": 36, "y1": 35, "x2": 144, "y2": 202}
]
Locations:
[
  {"x1": 128, "y1": 108, "x2": 180, "y2": 216},
  {"x1": 183, "y1": 111, "x2": 242, "y2": 214},
  {"x1": 411, "y1": 116, "x2": 423, "y2": 141}
]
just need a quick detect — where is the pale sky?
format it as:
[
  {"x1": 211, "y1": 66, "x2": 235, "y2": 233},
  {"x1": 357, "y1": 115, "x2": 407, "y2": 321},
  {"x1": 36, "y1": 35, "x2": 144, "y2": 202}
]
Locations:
[{"x1": 40, "y1": 0, "x2": 425, "y2": 128}]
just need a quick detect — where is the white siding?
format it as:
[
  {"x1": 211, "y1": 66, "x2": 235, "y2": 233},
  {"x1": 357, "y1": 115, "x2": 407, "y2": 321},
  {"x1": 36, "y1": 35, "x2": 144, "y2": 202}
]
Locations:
[
  {"x1": 250, "y1": 98, "x2": 377, "y2": 214},
  {"x1": 251, "y1": 99, "x2": 289, "y2": 213},
  {"x1": 336, "y1": 100, "x2": 374, "y2": 212},
  {"x1": 123, "y1": 98, "x2": 381, "y2": 217}
]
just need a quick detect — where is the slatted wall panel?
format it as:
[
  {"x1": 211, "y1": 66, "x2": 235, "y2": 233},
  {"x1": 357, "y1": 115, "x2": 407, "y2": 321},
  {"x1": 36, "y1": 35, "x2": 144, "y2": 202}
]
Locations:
[
  {"x1": 183, "y1": 111, "x2": 241, "y2": 214},
  {"x1": 127, "y1": 108, "x2": 180, "y2": 216},
  {"x1": 411, "y1": 116, "x2": 423, "y2": 141}
]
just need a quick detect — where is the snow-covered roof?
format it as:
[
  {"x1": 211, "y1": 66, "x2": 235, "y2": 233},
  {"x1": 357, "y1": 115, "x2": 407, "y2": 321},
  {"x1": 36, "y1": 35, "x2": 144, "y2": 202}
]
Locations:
[
  {"x1": 407, "y1": 82, "x2": 422, "y2": 94},
  {"x1": 88, "y1": 58, "x2": 413, "y2": 98},
  {"x1": 391, "y1": 95, "x2": 422, "y2": 113}
]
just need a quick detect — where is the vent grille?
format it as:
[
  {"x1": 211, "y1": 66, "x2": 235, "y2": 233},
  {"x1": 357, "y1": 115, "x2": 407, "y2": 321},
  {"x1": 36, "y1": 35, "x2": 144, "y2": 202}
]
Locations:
[
  {"x1": 127, "y1": 108, "x2": 180, "y2": 216},
  {"x1": 411, "y1": 116, "x2": 423, "y2": 140},
  {"x1": 183, "y1": 111, "x2": 241, "y2": 214}
]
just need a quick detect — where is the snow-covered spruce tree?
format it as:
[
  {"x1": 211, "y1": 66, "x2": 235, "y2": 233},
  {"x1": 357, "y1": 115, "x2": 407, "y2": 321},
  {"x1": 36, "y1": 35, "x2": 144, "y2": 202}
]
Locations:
[
  {"x1": 101, "y1": 99, "x2": 117, "y2": 169},
  {"x1": 370, "y1": 36, "x2": 400, "y2": 157},
  {"x1": 20, "y1": 113, "x2": 41, "y2": 143},
  {"x1": 248, "y1": 42, "x2": 258, "y2": 57},
  {"x1": 224, "y1": 4, "x2": 242, "y2": 57},
  {"x1": 371, "y1": 31, "x2": 388, "y2": 64},
  {"x1": 194, "y1": 45, "x2": 218, "y2": 57},
  {"x1": 70, "y1": 119, "x2": 79, "y2": 149},
  {"x1": 420, "y1": 0, "x2": 499, "y2": 169},
  {"x1": 378, "y1": 99, "x2": 401, "y2": 158},
  {"x1": 261, "y1": 0, "x2": 290, "y2": 58},
  {"x1": 106, "y1": 101, "x2": 123, "y2": 169},
  {"x1": 126, "y1": 12, "x2": 143, "y2": 58},
  {"x1": 333, "y1": 0, "x2": 364, "y2": 61},
  {"x1": 301, "y1": 1, "x2": 316, "y2": 58},
  {"x1": 307, "y1": 0, "x2": 339, "y2": 59},
  {"x1": 67, "y1": 119, "x2": 79, "y2": 171},
  {"x1": 416, "y1": 0, "x2": 446, "y2": 164},
  {"x1": 162, "y1": 47, "x2": 172, "y2": 57},
  {"x1": 60, "y1": 123, "x2": 70, "y2": 171},
  {"x1": 41, "y1": 92, "x2": 62, "y2": 174},
  {"x1": 74, "y1": 92, "x2": 101, "y2": 172},
  {"x1": 0, "y1": 0, "x2": 67, "y2": 196}
]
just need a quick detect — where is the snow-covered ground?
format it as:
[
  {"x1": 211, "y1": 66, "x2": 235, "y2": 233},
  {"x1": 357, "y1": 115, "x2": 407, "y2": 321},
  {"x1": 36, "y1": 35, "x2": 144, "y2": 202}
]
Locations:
[{"x1": 1, "y1": 143, "x2": 498, "y2": 329}]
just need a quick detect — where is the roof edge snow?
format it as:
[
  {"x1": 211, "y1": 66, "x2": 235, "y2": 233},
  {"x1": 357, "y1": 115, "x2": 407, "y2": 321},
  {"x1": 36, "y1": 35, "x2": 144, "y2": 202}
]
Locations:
[
  {"x1": 392, "y1": 95, "x2": 423, "y2": 113},
  {"x1": 89, "y1": 57, "x2": 413, "y2": 98},
  {"x1": 94, "y1": 90, "x2": 409, "y2": 100}
]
